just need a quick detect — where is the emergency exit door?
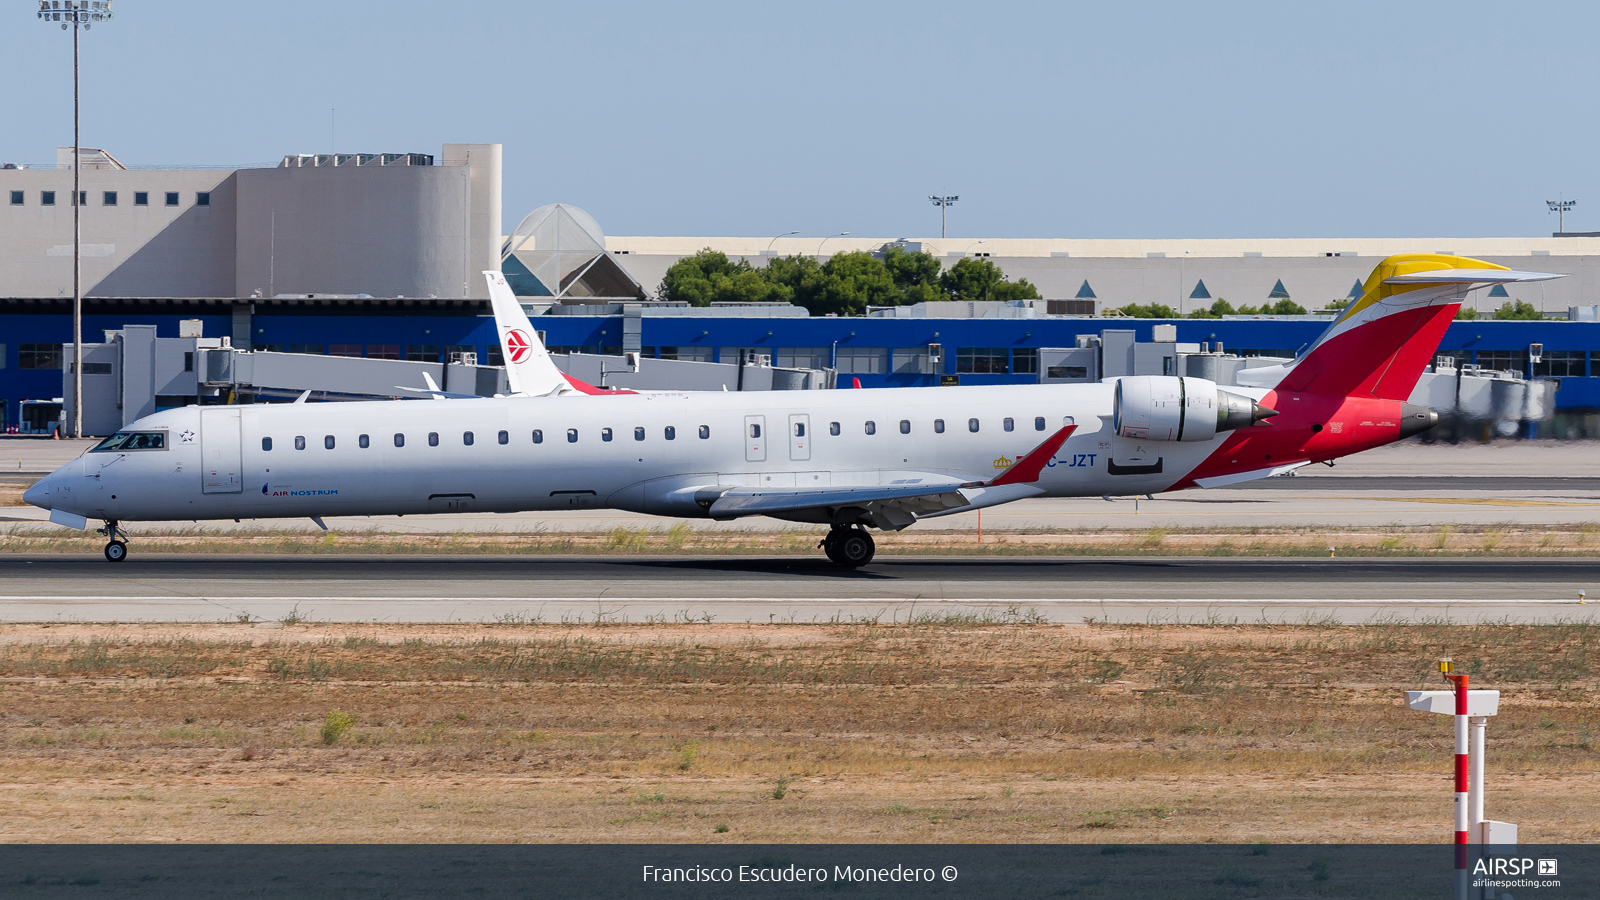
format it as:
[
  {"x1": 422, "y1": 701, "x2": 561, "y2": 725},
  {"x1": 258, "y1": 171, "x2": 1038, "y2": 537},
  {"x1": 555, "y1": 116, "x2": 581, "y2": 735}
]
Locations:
[
  {"x1": 744, "y1": 415, "x2": 766, "y2": 462},
  {"x1": 788, "y1": 414, "x2": 810, "y2": 461},
  {"x1": 200, "y1": 407, "x2": 242, "y2": 493}
]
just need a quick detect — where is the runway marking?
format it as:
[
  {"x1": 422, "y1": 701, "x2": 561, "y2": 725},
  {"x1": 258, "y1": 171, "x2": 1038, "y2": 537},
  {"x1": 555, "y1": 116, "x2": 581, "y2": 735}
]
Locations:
[
  {"x1": 0, "y1": 596, "x2": 1579, "y2": 605},
  {"x1": 1353, "y1": 497, "x2": 1600, "y2": 508}
]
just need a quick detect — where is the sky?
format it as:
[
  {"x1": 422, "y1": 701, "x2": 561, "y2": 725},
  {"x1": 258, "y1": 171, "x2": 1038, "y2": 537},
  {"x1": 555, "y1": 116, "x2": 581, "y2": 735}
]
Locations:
[{"x1": 3, "y1": 0, "x2": 1596, "y2": 240}]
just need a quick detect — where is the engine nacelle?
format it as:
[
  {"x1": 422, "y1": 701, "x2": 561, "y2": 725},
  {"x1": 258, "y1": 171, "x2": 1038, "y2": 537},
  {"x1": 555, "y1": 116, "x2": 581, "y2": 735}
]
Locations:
[{"x1": 1113, "y1": 375, "x2": 1276, "y2": 442}]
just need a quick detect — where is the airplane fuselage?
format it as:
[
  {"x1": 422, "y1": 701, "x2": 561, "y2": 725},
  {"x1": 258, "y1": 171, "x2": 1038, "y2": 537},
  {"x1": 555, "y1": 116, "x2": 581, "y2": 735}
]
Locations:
[{"x1": 29, "y1": 381, "x2": 1406, "y2": 526}]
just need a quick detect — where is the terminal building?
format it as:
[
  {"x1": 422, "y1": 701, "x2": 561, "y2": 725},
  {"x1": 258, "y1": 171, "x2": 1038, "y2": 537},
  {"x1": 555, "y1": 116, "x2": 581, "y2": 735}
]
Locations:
[{"x1": 3, "y1": 141, "x2": 1599, "y2": 436}]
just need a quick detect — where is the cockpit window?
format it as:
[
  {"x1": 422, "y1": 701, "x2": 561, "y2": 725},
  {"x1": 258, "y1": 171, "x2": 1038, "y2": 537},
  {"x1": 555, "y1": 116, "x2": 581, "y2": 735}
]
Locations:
[{"x1": 91, "y1": 431, "x2": 165, "y2": 452}]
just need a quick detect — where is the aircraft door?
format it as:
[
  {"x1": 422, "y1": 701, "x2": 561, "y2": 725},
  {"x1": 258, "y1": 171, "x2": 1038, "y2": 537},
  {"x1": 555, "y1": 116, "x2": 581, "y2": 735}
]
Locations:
[
  {"x1": 200, "y1": 408, "x2": 243, "y2": 493},
  {"x1": 744, "y1": 415, "x2": 766, "y2": 462},
  {"x1": 788, "y1": 414, "x2": 810, "y2": 461}
]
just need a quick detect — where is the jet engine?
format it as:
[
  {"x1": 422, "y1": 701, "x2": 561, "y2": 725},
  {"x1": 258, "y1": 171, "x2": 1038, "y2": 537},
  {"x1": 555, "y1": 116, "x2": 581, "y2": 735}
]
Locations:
[{"x1": 1113, "y1": 375, "x2": 1277, "y2": 442}]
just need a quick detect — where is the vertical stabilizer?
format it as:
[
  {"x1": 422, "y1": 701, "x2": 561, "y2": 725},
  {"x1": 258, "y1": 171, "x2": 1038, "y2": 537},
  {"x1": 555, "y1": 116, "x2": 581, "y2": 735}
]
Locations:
[{"x1": 484, "y1": 270, "x2": 570, "y2": 396}]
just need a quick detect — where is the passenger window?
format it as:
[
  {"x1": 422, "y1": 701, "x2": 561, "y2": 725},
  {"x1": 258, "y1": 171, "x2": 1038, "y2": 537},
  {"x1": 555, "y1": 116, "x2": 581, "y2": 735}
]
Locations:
[
  {"x1": 865, "y1": 421, "x2": 876, "y2": 435},
  {"x1": 567, "y1": 428, "x2": 578, "y2": 443},
  {"x1": 698, "y1": 425, "x2": 710, "y2": 439},
  {"x1": 532, "y1": 429, "x2": 543, "y2": 444},
  {"x1": 968, "y1": 418, "x2": 980, "y2": 433},
  {"x1": 295, "y1": 436, "x2": 306, "y2": 450},
  {"x1": 829, "y1": 422, "x2": 840, "y2": 436},
  {"x1": 665, "y1": 426, "x2": 676, "y2": 440},
  {"x1": 324, "y1": 435, "x2": 335, "y2": 450},
  {"x1": 498, "y1": 430, "x2": 508, "y2": 445},
  {"x1": 750, "y1": 423, "x2": 761, "y2": 439},
  {"x1": 1063, "y1": 416, "x2": 1075, "y2": 426},
  {"x1": 634, "y1": 427, "x2": 645, "y2": 441},
  {"x1": 1004, "y1": 417, "x2": 1014, "y2": 432},
  {"x1": 794, "y1": 422, "x2": 805, "y2": 437},
  {"x1": 934, "y1": 419, "x2": 944, "y2": 434},
  {"x1": 899, "y1": 419, "x2": 910, "y2": 434},
  {"x1": 262, "y1": 437, "x2": 272, "y2": 451},
  {"x1": 463, "y1": 431, "x2": 474, "y2": 446},
  {"x1": 394, "y1": 433, "x2": 405, "y2": 448},
  {"x1": 428, "y1": 432, "x2": 439, "y2": 447},
  {"x1": 602, "y1": 427, "x2": 613, "y2": 442},
  {"x1": 359, "y1": 434, "x2": 370, "y2": 448},
  {"x1": 1035, "y1": 417, "x2": 1046, "y2": 431}
]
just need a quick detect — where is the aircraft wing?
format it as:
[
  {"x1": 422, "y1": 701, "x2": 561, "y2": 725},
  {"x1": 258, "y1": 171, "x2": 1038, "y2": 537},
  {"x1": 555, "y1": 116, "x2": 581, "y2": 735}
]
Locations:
[{"x1": 707, "y1": 479, "x2": 973, "y2": 519}]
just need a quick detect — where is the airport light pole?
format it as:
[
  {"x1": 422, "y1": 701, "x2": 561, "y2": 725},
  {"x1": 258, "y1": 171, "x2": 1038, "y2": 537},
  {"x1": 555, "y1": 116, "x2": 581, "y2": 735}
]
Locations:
[
  {"x1": 38, "y1": 0, "x2": 115, "y2": 439},
  {"x1": 767, "y1": 230, "x2": 798, "y2": 253},
  {"x1": 816, "y1": 232, "x2": 848, "y2": 259},
  {"x1": 930, "y1": 195, "x2": 958, "y2": 239},
  {"x1": 1547, "y1": 197, "x2": 1576, "y2": 234}
]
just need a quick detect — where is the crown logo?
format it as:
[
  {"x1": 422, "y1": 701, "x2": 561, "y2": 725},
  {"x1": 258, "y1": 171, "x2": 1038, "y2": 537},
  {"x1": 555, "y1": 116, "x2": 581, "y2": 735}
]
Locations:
[{"x1": 993, "y1": 455, "x2": 1013, "y2": 469}]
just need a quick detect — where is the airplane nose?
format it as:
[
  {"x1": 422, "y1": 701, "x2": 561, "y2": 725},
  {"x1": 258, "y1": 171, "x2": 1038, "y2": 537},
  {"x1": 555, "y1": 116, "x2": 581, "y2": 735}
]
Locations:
[{"x1": 22, "y1": 475, "x2": 52, "y2": 510}]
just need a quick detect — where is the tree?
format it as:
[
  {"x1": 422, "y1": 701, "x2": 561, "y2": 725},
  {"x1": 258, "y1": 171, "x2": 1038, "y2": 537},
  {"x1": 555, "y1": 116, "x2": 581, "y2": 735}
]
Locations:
[
  {"x1": 657, "y1": 248, "x2": 787, "y2": 307},
  {"x1": 1187, "y1": 298, "x2": 1236, "y2": 319},
  {"x1": 1493, "y1": 299, "x2": 1542, "y2": 320},
  {"x1": 1266, "y1": 299, "x2": 1308, "y2": 315},
  {"x1": 762, "y1": 254, "x2": 826, "y2": 311},
  {"x1": 881, "y1": 245, "x2": 942, "y2": 303},
  {"x1": 989, "y1": 278, "x2": 1043, "y2": 303},
  {"x1": 811, "y1": 251, "x2": 900, "y2": 317},
  {"x1": 938, "y1": 257, "x2": 1040, "y2": 303},
  {"x1": 1455, "y1": 306, "x2": 1479, "y2": 320},
  {"x1": 1112, "y1": 302, "x2": 1179, "y2": 318}
]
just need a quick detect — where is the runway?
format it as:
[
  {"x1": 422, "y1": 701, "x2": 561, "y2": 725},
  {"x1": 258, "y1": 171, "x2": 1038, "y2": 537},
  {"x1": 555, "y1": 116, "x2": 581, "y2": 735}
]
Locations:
[{"x1": 1, "y1": 554, "x2": 1594, "y2": 624}]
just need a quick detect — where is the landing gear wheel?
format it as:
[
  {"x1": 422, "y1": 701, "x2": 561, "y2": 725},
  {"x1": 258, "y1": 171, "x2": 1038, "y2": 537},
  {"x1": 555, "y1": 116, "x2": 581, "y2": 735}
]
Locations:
[
  {"x1": 820, "y1": 532, "x2": 843, "y2": 564},
  {"x1": 104, "y1": 540, "x2": 127, "y2": 562},
  {"x1": 832, "y1": 528, "x2": 875, "y2": 568}
]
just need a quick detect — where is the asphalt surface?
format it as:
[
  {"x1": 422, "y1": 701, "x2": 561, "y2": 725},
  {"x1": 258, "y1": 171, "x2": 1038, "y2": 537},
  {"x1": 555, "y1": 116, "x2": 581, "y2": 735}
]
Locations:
[
  {"x1": 2, "y1": 554, "x2": 1595, "y2": 624},
  {"x1": 1218, "y1": 476, "x2": 1600, "y2": 492}
]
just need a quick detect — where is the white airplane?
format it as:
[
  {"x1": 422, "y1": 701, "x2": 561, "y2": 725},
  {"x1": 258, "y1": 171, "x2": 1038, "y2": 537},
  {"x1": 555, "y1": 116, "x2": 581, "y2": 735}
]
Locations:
[{"x1": 24, "y1": 254, "x2": 1560, "y2": 567}]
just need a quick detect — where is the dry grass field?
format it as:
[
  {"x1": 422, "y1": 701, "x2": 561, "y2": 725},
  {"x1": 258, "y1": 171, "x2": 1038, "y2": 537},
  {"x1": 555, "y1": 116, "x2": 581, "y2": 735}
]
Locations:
[
  {"x1": 0, "y1": 620, "x2": 1596, "y2": 844},
  {"x1": 4, "y1": 521, "x2": 1600, "y2": 556}
]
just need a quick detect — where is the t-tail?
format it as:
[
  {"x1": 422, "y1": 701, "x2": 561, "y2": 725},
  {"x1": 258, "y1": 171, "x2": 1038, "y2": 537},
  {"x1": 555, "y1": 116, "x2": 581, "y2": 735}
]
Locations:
[
  {"x1": 1240, "y1": 254, "x2": 1563, "y2": 401},
  {"x1": 1175, "y1": 255, "x2": 1563, "y2": 489}
]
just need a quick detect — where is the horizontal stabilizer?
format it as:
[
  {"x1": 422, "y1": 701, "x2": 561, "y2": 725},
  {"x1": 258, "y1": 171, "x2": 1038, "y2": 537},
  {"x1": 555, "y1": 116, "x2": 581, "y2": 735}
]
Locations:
[{"x1": 1383, "y1": 268, "x2": 1564, "y2": 285}]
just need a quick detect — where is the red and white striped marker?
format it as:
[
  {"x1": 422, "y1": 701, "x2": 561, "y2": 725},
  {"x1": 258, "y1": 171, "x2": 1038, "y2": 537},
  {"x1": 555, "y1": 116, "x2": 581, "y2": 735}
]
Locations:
[{"x1": 1441, "y1": 659, "x2": 1469, "y2": 900}]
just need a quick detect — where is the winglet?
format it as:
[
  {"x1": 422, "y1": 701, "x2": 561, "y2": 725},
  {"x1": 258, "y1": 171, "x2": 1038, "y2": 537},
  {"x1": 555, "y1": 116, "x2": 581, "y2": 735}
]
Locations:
[{"x1": 988, "y1": 425, "x2": 1077, "y2": 486}]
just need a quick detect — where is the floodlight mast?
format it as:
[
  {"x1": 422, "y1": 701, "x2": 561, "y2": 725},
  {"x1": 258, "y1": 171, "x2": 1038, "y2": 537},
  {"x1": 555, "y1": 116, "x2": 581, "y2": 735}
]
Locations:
[
  {"x1": 929, "y1": 195, "x2": 958, "y2": 239},
  {"x1": 1547, "y1": 196, "x2": 1577, "y2": 234},
  {"x1": 37, "y1": 0, "x2": 115, "y2": 439}
]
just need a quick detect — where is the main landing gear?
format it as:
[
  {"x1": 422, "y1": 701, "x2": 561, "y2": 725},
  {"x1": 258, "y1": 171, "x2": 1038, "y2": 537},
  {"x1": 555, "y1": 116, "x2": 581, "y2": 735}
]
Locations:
[
  {"x1": 97, "y1": 519, "x2": 128, "y2": 562},
  {"x1": 820, "y1": 525, "x2": 875, "y2": 568}
]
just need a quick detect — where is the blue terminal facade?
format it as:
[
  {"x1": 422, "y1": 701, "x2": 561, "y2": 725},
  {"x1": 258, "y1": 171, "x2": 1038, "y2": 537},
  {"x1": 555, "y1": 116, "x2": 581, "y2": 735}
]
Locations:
[{"x1": 4, "y1": 303, "x2": 1600, "y2": 429}]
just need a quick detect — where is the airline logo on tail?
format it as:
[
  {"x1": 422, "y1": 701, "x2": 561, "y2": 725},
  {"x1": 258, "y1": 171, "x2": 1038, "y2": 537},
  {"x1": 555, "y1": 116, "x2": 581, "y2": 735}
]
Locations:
[{"x1": 504, "y1": 329, "x2": 531, "y2": 364}]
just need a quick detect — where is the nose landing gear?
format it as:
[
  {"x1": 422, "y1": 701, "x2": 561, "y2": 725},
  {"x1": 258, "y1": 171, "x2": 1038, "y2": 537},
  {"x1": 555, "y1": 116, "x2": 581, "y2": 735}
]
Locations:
[
  {"x1": 820, "y1": 526, "x2": 875, "y2": 568},
  {"x1": 97, "y1": 519, "x2": 128, "y2": 562}
]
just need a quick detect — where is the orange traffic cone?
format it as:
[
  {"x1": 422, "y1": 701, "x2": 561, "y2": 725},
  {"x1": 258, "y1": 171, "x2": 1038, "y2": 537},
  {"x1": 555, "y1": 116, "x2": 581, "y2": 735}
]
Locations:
[{"x1": 52, "y1": 427, "x2": 59, "y2": 440}]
